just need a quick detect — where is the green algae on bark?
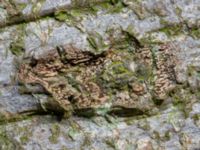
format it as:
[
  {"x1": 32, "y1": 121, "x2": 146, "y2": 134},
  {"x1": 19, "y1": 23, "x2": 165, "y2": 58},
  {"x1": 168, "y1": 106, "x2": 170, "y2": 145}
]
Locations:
[
  {"x1": 158, "y1": 24, "x2": 183, "y2": 37},
  {"x1": 189, "y1": 28, "x2": 200, "y2": 39},
  {"x1": 49, "y1": 123, "x2": 61, "y2": 144},
  {"x1": 9, "y1": 24, "x2": 26, "y2": 56},
  {"x1": 0, "y1": 127, "x2": 21, "y2": 149}
]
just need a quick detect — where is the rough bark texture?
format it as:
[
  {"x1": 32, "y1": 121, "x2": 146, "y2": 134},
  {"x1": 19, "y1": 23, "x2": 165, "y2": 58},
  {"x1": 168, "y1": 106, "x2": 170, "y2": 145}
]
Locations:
[{"x1": 0, "y1": 0, "x2": 200, "y2": 149}]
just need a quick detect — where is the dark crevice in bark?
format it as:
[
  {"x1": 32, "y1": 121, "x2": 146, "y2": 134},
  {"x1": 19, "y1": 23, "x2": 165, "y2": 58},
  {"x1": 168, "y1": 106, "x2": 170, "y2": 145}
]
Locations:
[{"x1": 0, "y1": 12, "x2": 55, "y2": 29}]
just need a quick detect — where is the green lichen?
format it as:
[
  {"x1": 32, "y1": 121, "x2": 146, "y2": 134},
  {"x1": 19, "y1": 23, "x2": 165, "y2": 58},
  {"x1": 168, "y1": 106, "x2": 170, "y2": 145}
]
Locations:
[
  {"x1": 138, "y1": 120, "x2": 150, "y2": 130},
  {"x1": 16, "y1": 125, "x2": 32, "y2": 145},
  {"x1": 54, "y1": 11, "x2": 78, "y2": 26},
  {"x1": 190, "y1": 28, "x2": 200, "y2": 39},
  {"x1": 125, "y1": 25, "x2": 138, "y2": 37},
  {"x1": 67, "y1": 128, "x2": 78, "y2": 141},
  {"x1": 139, "y1": 37, "x2": 153, "y2": 45},
  {"x1": 65, "y1": 119, "x2": 81, "y2": 141},
  {"x1": 87, "y1": 35, "x2": 99, "y2": 50},
  {"x1": 125, "y1": 26, "x2": 156, "y2": 47},
  {"x1": 49, "y1": 123, "x2": 61, "y2": 144},
  {"x1": 55, "y1": 11, "x2": 70, "y2": 21},
  {"x1": 159, "y1": 18, "x2": 169, "y2": 26},
  {"x1": 153, "y1": 130, "x2": 161, "y2": 140},
  {"x1": 192, "y1": 114, "x2": 200, "y2": 121},
  {"x1": 56, "y1": 3, "x2": 126, "y2": 50},
  {"x1": 164, "y1": 131, "x2": 171, "y2": 141},
  {"x1": 124, "y1": 117, "x2": 137, "y2": 125},
  {"x1": 110, "y1": 61, "x2": 130, "y2": 74},
  {"x1": 169, "y1": 86, "x2": 186, "y2": 106},
  {"x1": 0, "y1": 113, "x2": 33, "y2": 125},
  {"x1": 159, "y1": 19, "x2": 184, "y2": 37},
  {"x1": 175, "y1": 7, "x2": 182, "y2": 16},
  {"x1": 99, "y1": 60, "x2": 134, "y2": 91},
  {"x1": 55, "y1": 7, "x2": 97, "y2": 27},
  {"x1": 71, "y1": 6, "x2": 98, "y2": 16},
  {"x1": 107, "y1": 1, "x2": 125, "y2": 13},
  {"x1": 87, "y1": 32, "x2": 108, "y2": 53},
  {"x1": 135, "y1": 64, "x2": 153, "y2": 82},
  {"x1": 31, "y1": 1, "x2": 44, "y2": 15},
  {"x1": 66, "y1": 75, "x2": 82, "y2": 92},
  {"x1": 54, "y1": 1, "x2": 97, "y2": 21},
  {"x1": 10, "y1": 41, "x2": 25, "y2": 56},
  {"x1": 168, "y1": 85, "x2": 195, "y2": 118},
  {"x1": 17, "y1": 3, "x2": 27, "y2": 11},
  {"x1": 131, "y1": 2, "x2": 147, "y2": 20},
  {"x1": 0, "y1": 127, "x2": 18, "y2": 149},
  {"x1": 94, "y1": 1, "x2": 110, "y2": 9},
  {"x1": 105, "y1": 138, "x2": 118, "y2": 149},
  {"x1": 159, "y1": 24, "x2": 183, "y2": 37},
  {"x1": 20, "y1": 135, "x2": 29, "y2": 144},
  {"x1": 135, "y1": 0, "x2": 144, "y2": 2},
  {"x1": 135, "y1": 45, "x2": 154, "y2": 84},
  {"x1": 72, "y1": 0, "x2": 93, "y2": 7},
  {"x1": 187, "y1": 65, "x2": 196, "y2": 76},
  {"x1": 9, "y1": 23, "x2": 26, "y2": 56}
]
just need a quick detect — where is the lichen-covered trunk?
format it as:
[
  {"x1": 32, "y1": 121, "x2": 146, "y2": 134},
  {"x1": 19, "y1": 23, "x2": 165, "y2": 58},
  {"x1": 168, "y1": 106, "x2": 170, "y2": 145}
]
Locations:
[{"x1": 0, "y1": 0, "x2": 200, "y2": 149}]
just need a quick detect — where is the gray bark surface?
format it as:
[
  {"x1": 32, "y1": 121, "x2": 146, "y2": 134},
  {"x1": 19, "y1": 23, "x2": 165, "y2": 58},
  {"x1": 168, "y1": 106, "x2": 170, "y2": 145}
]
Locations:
[{"x1": 0, "y1": 0, "x2": 200, "y2": 149}]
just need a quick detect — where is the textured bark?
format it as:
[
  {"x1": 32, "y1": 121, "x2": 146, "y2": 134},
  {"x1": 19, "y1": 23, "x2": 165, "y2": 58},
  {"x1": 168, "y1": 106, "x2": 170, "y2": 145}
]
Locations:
[{"x1": 0, "y1": 0, "x2": 200, "y2": 149}]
